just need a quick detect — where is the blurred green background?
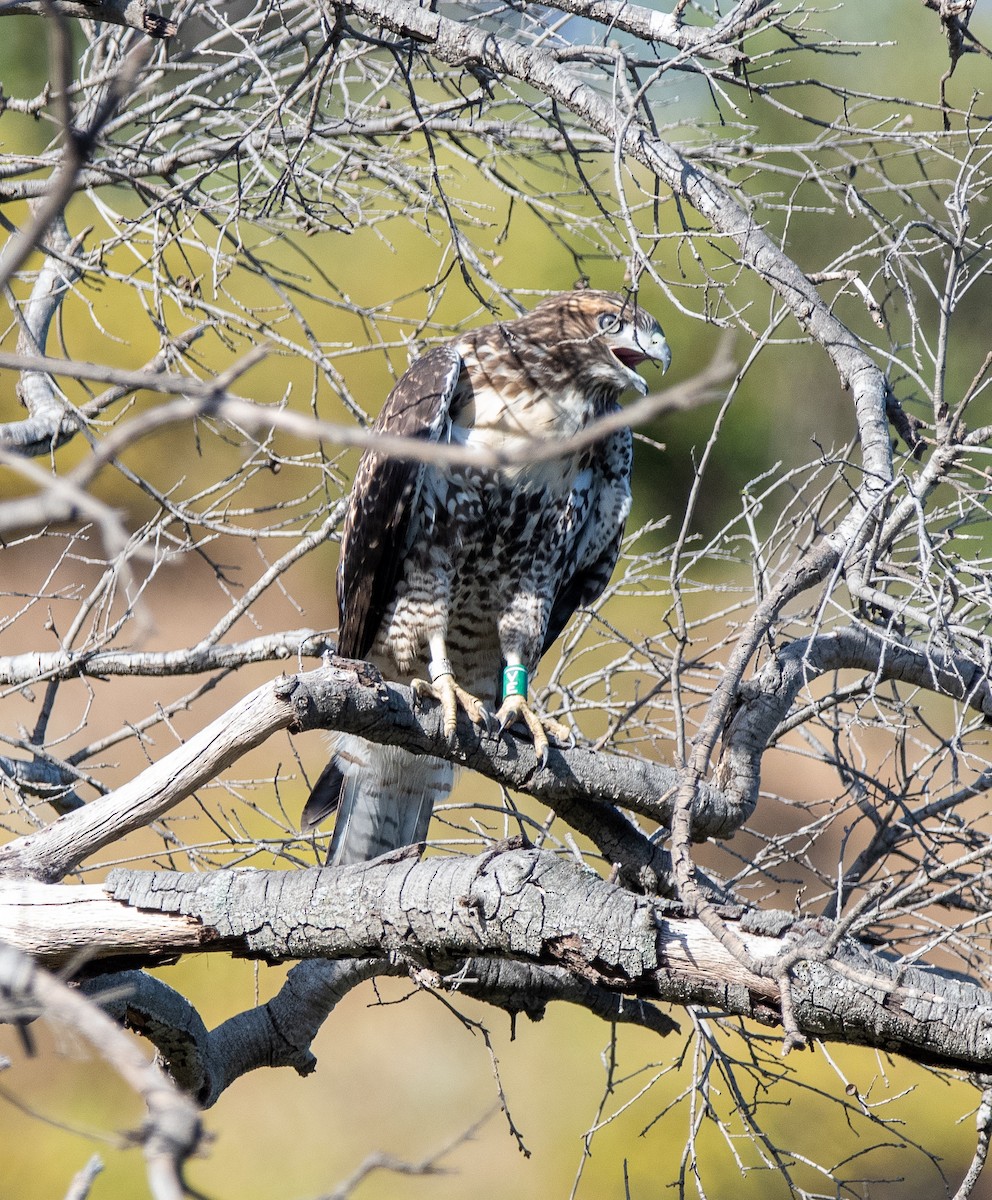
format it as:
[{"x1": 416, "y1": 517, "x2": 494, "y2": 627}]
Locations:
[{"x1": 1, "y1": 2, "x2": 992, "y2": 1197}]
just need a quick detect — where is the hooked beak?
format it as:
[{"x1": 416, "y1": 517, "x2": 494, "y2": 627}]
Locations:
[
  {"x1": 611, "y1": 327, "x2": 672, "y2": 394},
  {"x1": 643, "y1": 328, "x2": 672, "y2": 374}
]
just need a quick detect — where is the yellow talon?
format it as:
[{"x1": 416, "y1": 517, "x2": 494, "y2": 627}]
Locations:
[
  {"x1": 412, "y1": 674, "x2": 489, "y2": 743},
  {"x1": 494, "y1": 696, "x2": 571, "y2": 767}
]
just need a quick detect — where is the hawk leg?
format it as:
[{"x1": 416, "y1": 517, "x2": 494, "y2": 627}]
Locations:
[
  {"x1": 412, "y1": 650, "x2": 490, "y2": 744},
  {"x1": 495, "y1": 661, "x2": 572, "y2": 767}
]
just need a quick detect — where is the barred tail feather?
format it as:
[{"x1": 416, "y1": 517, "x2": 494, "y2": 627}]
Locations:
[{"x1": 305, "y1": 733, "x2": 453, "y2": 865}]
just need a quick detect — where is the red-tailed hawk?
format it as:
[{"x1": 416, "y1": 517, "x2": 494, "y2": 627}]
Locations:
[{"x1": 303, "y1": 290, "x2": 671, "y2": 863}]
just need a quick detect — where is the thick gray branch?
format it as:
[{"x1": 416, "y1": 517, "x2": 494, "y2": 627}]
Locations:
[
  {"x1": 99, "y1": 850, "x2": 992, "y2": 1071},
  {"x1": 6, "y1": 620, "x2": 989, "y2": 891},
  {"x1": 6, "y1": 850, "x2": 992, "y2": 1073},
  {"x1": 717, "y1": 624, "x2": 992, "y2": 812},
  {"x1": 6, "y1": 623, "x2": 988, "y2": 889},
  {"x1": 0, "y1": 665, "x2": 734, "y2": 883},
  {"x1": 84, "y1": 955, "x2": 676, "y2": 1107}
]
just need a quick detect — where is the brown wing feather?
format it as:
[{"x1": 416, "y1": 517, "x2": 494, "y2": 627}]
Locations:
[
  {"x1": 336, "y1": 344, "x2": 463, "y2": 659},
  {"x1": 303, "y1": 345, "x2": 462, "y2": 834}
]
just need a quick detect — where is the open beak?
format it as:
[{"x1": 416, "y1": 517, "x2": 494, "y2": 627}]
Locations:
[
  {"x1": 611, "y1": 325, "x2": 672, "y2": 393},
  {"x1": 636, "y1": 328, "x2": 672, "y2": 373}
]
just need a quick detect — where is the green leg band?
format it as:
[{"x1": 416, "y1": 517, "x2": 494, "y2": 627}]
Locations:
[{"x1": 502, "y1": 664, "x2": 528, "y2": 701}]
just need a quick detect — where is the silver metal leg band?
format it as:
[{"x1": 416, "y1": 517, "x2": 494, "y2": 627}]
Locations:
[{"x1": 428, "y1": 657, "x2": 454, "y2": 683}]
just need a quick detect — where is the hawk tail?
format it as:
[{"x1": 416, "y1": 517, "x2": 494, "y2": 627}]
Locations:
[{"x1": 303, "y1": 733, "x2": 453, "y2": 865}]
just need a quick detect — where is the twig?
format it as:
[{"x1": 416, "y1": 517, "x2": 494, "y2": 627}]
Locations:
[
  {"x1": 62, "y1": 1155, "x2": 104, "y2": 1200},
  {"x1": 323, "y1": 1109, "x2": 496, "y2": 1200},
  {"x1": 951, "y1": 1081, "x2": 992, "y2": 1200},
  {"x1": 0, "y1": 942, "x2": 200, "y2": 1200},
  {"x1": 0, "y1": 25, "x2": 153, "y2": 293}
]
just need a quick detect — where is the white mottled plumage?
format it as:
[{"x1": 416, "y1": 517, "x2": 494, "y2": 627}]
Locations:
[{"x1": 303, "y1": 290, "x2": 671, "y2": 863}]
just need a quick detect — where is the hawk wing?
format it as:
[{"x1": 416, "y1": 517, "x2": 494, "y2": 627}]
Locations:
[
  {"x1": 302, "y1": 346, "x2": 461, "y2": 835},
  {"x1": 336, "y1": 345, "x2": 463, "y2": 659},
  {"x1": 542, "y1": 425, "x2": 633, "y2": 654}
]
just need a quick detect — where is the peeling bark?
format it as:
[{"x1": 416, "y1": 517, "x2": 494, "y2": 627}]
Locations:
[{"x1": 5, "y1": 849, "x2": 992, "y2": 1076}]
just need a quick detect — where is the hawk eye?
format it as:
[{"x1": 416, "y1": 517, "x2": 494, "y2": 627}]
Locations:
[{"x1": 597, "y1": 312, "x2": 621, "y2": 333}]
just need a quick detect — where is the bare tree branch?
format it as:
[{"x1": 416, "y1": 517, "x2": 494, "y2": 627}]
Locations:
[
  {"x1": 0, "y1": 666, "x2": 735, "y2": 884},
  {"x1": 0, "y1": 941, "x2": 200, "y2": 1199},
  {"x1": 62, "y1": 1156, "x2": 104, "y2": 1200},
  {"x1": 951, "y1": 1082, "x2": 992, "y2": 1200},
  {"x1": 716, "y1": 624, "x2": 992, "y2": 816},
  {"x1": 0, "y1": 0, "x2": 176, "y2": 37},
  {"x1": 8, "y1": 850, "x2": 992, "y2": 1076},
  {"x1": 0, "y1": 28, "x2": 153, "y2": 294},
  {"x1": 0, "y1": 630, "x2": 328, "y2": 687},
  {"x1": 2, "y1": 1, "x2": 992, "y2": 1190},
  {"x1": 3, "y1": 213, "x2": 85, "y2": 454},
  {"x1": 82, "y1": 955, "x2": 677, "y2": 1108}
]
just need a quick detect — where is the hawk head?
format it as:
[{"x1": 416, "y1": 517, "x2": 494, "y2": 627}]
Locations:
[{"x1": 527, "y1": 290, "x2": 672, "y2": 397}]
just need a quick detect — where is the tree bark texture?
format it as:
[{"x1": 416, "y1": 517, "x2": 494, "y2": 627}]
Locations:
[
  {"x1": 0, "y1": 666, "x2": 735, "y2": 884},
  {"x1": 4, "y1": 848, "x2": 992, "y2": 1074}
]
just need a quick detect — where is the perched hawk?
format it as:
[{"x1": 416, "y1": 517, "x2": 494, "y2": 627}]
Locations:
[{"x1": 303, "y1": 290, "x2": 671, "y2": 863}]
